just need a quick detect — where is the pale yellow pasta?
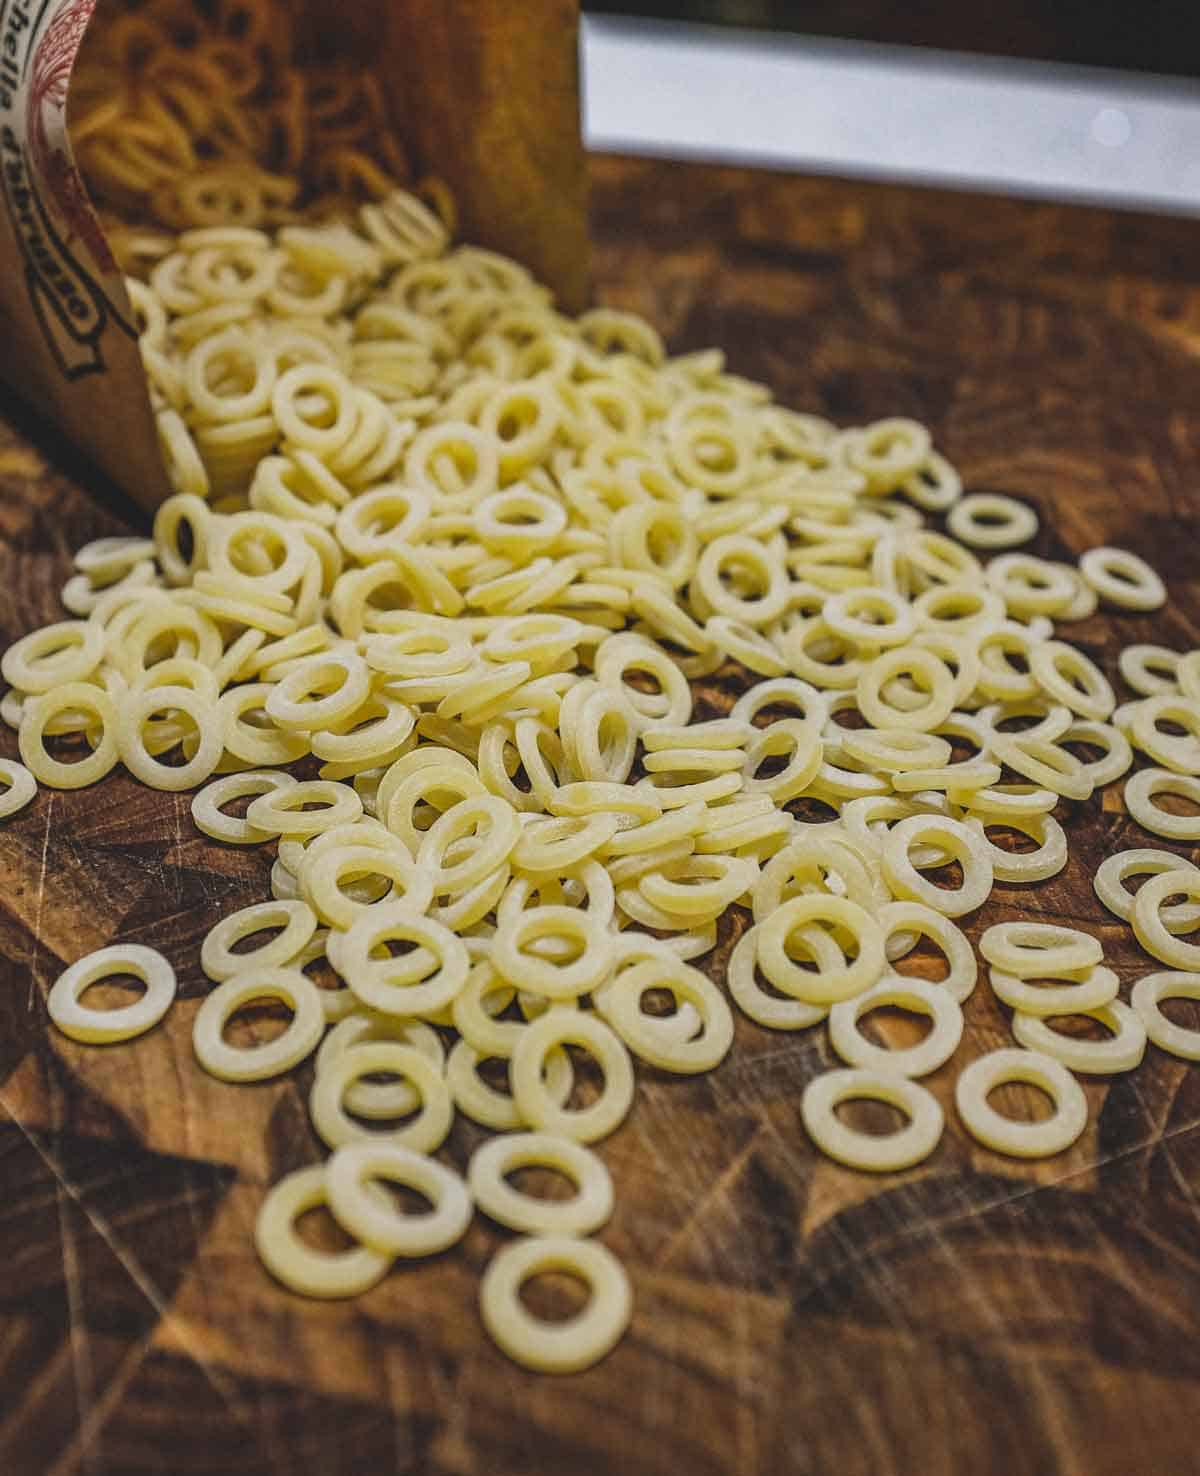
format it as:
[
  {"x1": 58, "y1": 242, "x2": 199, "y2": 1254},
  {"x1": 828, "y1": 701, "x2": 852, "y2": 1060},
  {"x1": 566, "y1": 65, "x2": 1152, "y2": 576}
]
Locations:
[
  {"x1": 0, "y1": 757, "x2": 37, "y2": 819},
  {"x1": 9, "y1": 141, "x2": 1196, "y2": 1379}
]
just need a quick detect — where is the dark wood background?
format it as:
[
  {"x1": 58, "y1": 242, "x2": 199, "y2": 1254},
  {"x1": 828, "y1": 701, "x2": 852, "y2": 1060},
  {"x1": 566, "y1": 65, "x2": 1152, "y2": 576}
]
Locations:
[{"x1": 2, "y1": 156, "x2": 1200, "y2": 1476}]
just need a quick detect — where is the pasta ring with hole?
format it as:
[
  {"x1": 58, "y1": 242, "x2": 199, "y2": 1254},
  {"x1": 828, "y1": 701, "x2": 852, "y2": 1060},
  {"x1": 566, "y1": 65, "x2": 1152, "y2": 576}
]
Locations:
[
  {"x1": 828, "y1": 974, "x2": 964, "y2": 1077},
  {"x1": 309, "y1": 1040, "x2": 454, "y2": 1153},
  {"x1": 1, "y1": 620, "x2": 105, "y2": 694},
  {"x1": 1131, "y1": 870, "x2": 1200, "y2": 970},
  {"x1": 1029, "y1": 641, "x2": 1115, "y2": 721},
  {"x1": 877, "y1": 901, "x2": 978, "y2": 1003},
  {"x1": 801, "y1": 1068, "x2": 944, "y2": 1172},
  {"x1": 19, "y1": 681, "x2": 119, "y2": 789},
  {"x1": 479, "y1": 1234, "x2": 632, "y2": 1374},
  {"x1": 301, "y1": 844, "x2": 434, "y2": 930},
  {"x1": 0, "y1": 757, "x2": 37, "y2": 819},
  {"x1": 881, "y1": 815, "x2": 994, "y2": 917},
  {"x1": 989, "y1": 963, "x2": 1119, "y2": 1017},
  {"x1": 492, "y1": 905, "x2": 612, "y2": 1000},
  {"x1": 316, "y1": 1016, "x2": 445, "y2": 1120},
  {"x1": 510, "y1": 1009, "x2": 634, "y2": 1144},
  {"x1": 1119, "y1": 645, "x2": 1182, "y2": 697},
  {"x1": 756, "y1": 895, "x2": 886, "y2": 1004},
  {"x1": 946, "y1": 492, "x2": 1038, "y2": 550},
  {"x1": 48, "y1": 944, "x2": 176, "y2": 1044},
  {"x1": 1011, "y1": 1000, "x2": 1146, "y2": 1075},
  {"x1": 1125, "y1": 769, "x2": 1200, "y2": 841},
  {"x1": 954, "y1": 1047, "x2": 1088, "y2": 1158},
  {"x1": 979, "y1": 922, "x2": 1103, "y2": 979},
  {"x1": 1131, "y1": 972, "x2": 1200, "y2": 1061},
  {"x1": 1129, "y1": 695, "x2": 1200, "y2": 776},
  {"x1": 599, "y1": 958, "x2": 733, "y2": 1073},
  {"x1": 201, "y1": 899, "x2": 317, "y2": 982},
  {"x1": 469, "y1": 1132, "x2": 614, "y2": 1237},
  {"x1": 193, "y1": 966, "x2": 324, "y2": 1082},
  {"x1": 254, "y1": 1165, "x2": 392, "y2": 1300},
  {"x1": 191, "y1": 770, "x2": 297, "y2": 844},
  {"x1": 1093, "y1": 848, "x2": 1200, "y2": 932},
  {"x1": 1079, "y1": 546, "x2": 1166, "y2": 611},
  {"x1": 857, "y1": 647, "x2": 957, "y2": 732},
  {"x1": 341, "y1": 904, "x2": 469, "y2": 1017},
  {"x1": 326, "y1": 1142, "x2": 472, "y2": 1258},
  {"x1": 245, "y1": 780, "x2": 363, "y2": 837}
]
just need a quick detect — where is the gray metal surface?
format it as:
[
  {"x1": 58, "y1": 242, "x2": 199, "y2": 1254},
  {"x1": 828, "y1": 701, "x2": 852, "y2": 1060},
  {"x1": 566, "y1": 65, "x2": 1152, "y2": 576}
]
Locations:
[{"x1": 581, "y1": 15, "x2": 1200, "y2": 214}]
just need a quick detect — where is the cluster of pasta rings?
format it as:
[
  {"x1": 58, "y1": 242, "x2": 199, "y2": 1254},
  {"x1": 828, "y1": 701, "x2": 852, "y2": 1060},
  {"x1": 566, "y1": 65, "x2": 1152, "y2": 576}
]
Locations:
[
  {"x1": 69, "y1": 0, "x2": 449, "y2": 243},
  {"x1": 5, "y1": 179, "x2": 1200, "y2": 1372}
]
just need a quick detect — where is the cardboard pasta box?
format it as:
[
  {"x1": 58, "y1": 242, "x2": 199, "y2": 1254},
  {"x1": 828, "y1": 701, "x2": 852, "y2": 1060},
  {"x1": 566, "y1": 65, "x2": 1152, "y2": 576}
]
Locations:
[{"x1": 0, "y1": 0, "x2": 588, "y2": 512}]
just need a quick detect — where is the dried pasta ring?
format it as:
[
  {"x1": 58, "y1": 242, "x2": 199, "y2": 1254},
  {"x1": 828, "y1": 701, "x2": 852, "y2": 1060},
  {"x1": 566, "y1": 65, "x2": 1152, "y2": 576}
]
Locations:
[
  {"x1": 511, "y1": 1009, "x2": 634, "y2": 1144},
  {"x1": 1129, "y1": 695, "x2": 1200, "y2": 775},
  {"x1": 326, "y1": 1143, "x2": 472, "y2": 1257},
  {"x1": 1029, "y1": 641, "x2": 1115, "y2": 721},
  {"x1": 857, "y1": 647, "x2": 957, "y2": 732},
  {"x1": 47, "y1": 944, "x2": 176, "y2": 1044},
  {"x1": 600, "y1": 957, "x2": 733, "y2": 1073},
  {"x1": 1180, "y1": 651, "x2": 1200, "y2": 702},
  {"x1": 726, "y1": 926, "x2": 830, "y2": 1030},
  {"x1": 963, "y1": 812, "x2": 1068, "y2": 884},
  {"x1": 1131, "y1": 972, "x2": 1200, "y2": 1060},
  {"x1": 417, "y1": 794, "x2": 522, "y2": 892},
  {"x1": 1131, "y1": 870, "x2": 1200, "y2": 970},
  {"x1": 881, "y1": 815, "x2": 994, "y2": 917},
  {"x1": 979, "y1": 922, "x2": 1102, "y2": 979},
  {"x1": 245, "y1": 780, "x2": 363, "y2": 837},
  {"x1": 1094, "y1": 848, "x2": 1200, "y2": 931},
  {"x1": 1125, "y1": 768, "x2": 1200, "y2": 841},
  {"x1": 828, "y1": 974, "x2": 964, "y2": 1077},
  {"x1": 309, "y1": 1041, "x2": 454, "y2": 1152},
  {"x1": 801, "y1": 1068, "x2": 944, "y2": 1171},
  {"x1": 954, "y1": 1048, "x2": 1088, "y2": 1158},
  {"x1": 756, "y1": 894, "x2": 885, "y2": 1004},
  {"x1": 191, "y1": 770, "x2": 297, "y2": 843},
  {"x1": 315, "y1": 1016, "x2": 446, "y2": 1121},
  {"x1": 1119, "y1": 645, "x2": 1182, "y2": 697},
  {"x1": 877, "y1": 901, "x2": 978, "y2": 1003},
  {"x1": 201, "y1": 900, "x2": 317, "y2": 982},
  {"x1": 341, "y1": 905, "x2": 469, "y2": 1018},
  {"x1": 18, "y1": 681, "x2": 119, "y2": 789},
  {"x1": 946, "y1": 493, "x2": 1038, "y2": 550},
  {"x1": 2, "y1": 620, "x2": 106, "y2": 695},
  {"x1": 479, "y1": 1235, "x2": 632, "y2": 1374},
  {"x1": 254, "y1": 1165, "x2": 391, "y2": 1300},
  {"x1": 1079, "y1": 546, "x2": 1166, "y2": 610},
  {"x1": 469, "y1": 1132, "x2": 614, "y2": 1237},
  {"x1": 1059, "y1": 718, "x2": 1133, "y2": 788},
  {"x1": 0, "y1": 757, "x2": 36, "y2": 819},
  {"x1": 446, "y1": 1038, "x2": 574, "y2": 1131},
  {"x1": 193, "y1": 966, "x2": 324, "y2": 1082},
  {"x1": 492, "y1": 905, "x2": 612, "y2": 1000},
  {"x1": 1011, "y1": 1000, "x2": 1146, "y2": 1074},
  {"x1": 302, "y1": 843, "x2": 434, "y2": 929},
  {"x1": 989, "y1": 963, "x2": 1119, "y2": 1017}
]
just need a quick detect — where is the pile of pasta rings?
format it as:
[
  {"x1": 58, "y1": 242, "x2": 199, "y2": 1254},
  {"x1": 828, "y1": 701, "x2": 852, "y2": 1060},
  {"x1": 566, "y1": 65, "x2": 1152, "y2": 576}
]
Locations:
[
  {"x1": 1, "y1": 181, "x2": 1199, "y2": 1375},
  {"x1": 70, "y1": 0, "x2": 451, "y2": 263}
]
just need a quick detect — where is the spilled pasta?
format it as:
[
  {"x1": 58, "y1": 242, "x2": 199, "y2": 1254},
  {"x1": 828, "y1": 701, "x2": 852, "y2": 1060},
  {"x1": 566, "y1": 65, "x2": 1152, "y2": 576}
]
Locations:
[{"x1": 1, "y1": 186, "x2": 1199, "y2": 1374}]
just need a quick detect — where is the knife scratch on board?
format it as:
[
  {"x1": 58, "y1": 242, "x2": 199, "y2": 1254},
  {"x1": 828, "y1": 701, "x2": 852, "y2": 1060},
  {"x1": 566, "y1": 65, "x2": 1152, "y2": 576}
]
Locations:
[
  {"x1": 0, "y1": 1109, "x2": 267, "y2": 1442},
  {"x1": 26, "y1": 790, "x2": 52, "y2": 1011}
]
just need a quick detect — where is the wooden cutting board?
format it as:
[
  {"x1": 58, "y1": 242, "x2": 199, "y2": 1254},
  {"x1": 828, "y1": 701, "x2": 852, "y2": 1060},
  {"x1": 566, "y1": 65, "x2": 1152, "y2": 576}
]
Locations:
[{"x1": 2, "y1": 156, "x2": 1199, "y2": 1476}]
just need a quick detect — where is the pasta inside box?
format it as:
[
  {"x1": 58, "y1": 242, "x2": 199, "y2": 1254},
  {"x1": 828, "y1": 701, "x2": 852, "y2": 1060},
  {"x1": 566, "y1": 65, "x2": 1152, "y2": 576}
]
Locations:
[{"x1": 0, "y1": 0, "x2": 587, "y2": 510}]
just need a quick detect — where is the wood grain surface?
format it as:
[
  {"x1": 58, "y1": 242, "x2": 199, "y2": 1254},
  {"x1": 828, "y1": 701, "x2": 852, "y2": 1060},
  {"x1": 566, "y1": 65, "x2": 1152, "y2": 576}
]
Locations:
[{"x1": 2, "y1": 156, "x2": 1200, "y2": 1476}]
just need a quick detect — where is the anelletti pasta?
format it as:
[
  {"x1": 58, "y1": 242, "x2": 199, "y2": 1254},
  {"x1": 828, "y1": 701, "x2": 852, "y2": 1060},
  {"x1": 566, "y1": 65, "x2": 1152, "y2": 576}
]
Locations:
[{"x1": 4, "y1": 74, "x2": 1198, "y2": 1373}]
